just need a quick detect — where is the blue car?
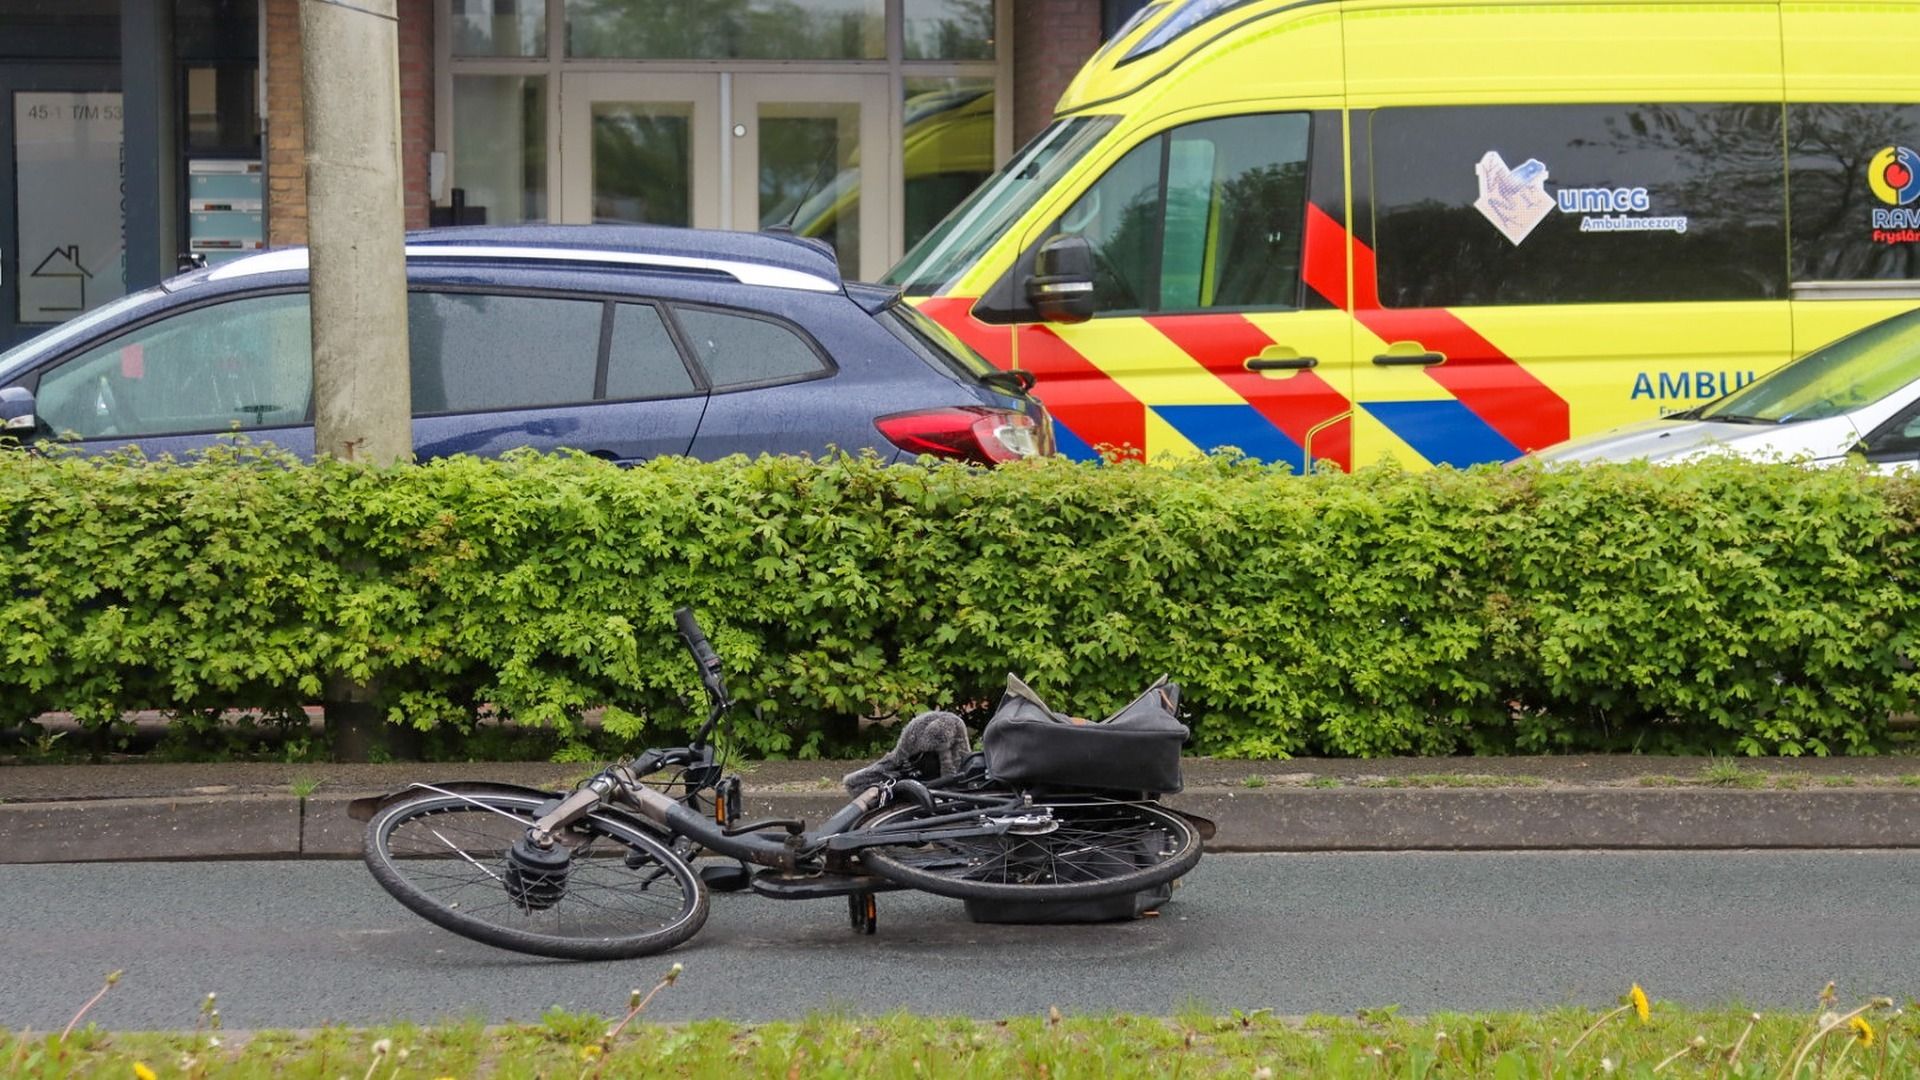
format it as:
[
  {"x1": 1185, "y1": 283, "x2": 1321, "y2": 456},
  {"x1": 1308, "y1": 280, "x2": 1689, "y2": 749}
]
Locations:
[{"x1": 0, "y1": 225, "x2": 1052, "y2": 465}]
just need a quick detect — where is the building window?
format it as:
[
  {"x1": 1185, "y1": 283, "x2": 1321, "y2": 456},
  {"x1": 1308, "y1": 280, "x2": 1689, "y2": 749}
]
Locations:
[
  {"x1": 452, "y1": 75, "x2": 547, "y2": 225},
  {"x1": 902, "y1": 78, "x2": 995, "y2": 250},
  {"x1": 1369, "y1": 104, "x2": 1787, "y2": 308},
  {"x1": 183, "y1": 65, "x2": 259, "y2": 155},
  {"x1": 439, "y1": 0, "x2": 1009, "y2": 264},
  {"x1": 565, "y1": 0, "x2": 886, "y2": 60},
  {"x1": 905, "y1": 0, "x2": 995, "y2": 59},
  {"x1": 451, "y1": 0, "x2": 547, "y2": 58}
]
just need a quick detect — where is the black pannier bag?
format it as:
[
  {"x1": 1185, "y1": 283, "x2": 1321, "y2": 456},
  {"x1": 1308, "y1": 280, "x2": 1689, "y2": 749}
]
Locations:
[
  {"x1": 966, "y1": 674, "x2": 1190, "y2": 924},
  {"x1": 980, "y1": 673, "x2": 1187, "y2": 794}
]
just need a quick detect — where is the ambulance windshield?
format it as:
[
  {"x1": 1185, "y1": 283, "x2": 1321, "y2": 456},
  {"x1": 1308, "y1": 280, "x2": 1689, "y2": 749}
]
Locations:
[
  {"x1": 1120, "y1": 0, "x2": 1256, "y2": 65},
  {"x1": 883, "y1": 116, "x2": 1116, "y2": 296}
]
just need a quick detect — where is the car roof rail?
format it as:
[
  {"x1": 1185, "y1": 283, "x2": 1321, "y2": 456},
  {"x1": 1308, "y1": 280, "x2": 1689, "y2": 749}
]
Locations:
[{"x1": 206, "y1": 224, "x2": 844, "y2": 294}]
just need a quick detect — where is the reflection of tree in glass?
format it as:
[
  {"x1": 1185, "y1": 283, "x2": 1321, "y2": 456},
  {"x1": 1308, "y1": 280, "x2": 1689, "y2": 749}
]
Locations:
[
  {"x1": 1083, "y1": 189, "x2": 1159, "y2": 312},
  {"x1": 591, "y1": 111, "x2": 692, "y2": 225},
  {"x1": 906, "y1": 0, "x2": 994, "y2": 59},
  {"x1": 569, "y1": 0, "x2": 883, "y2": 60},
  {"x1": 1210, "y1": 161, "x2": 1307, "y2": 307},
  {"x1": 1585, "y1": 104, "x2": 1787, "y2": 297},
  {"x1": 1587, "y1": 105, "x2": 1781, "y2": 234},
  {"x1": 758, "y1": 113, "x2": 859, "y2": 275},
  {"x1": 1788, "y1": 104, "x2": 1920, "y2": 281},
  {"x1": 758, "y1": 116, "x2": 846, "y2": 227}
]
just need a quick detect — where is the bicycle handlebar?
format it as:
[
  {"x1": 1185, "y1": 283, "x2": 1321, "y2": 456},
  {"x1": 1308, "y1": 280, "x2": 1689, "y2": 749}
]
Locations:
[{"x1": 674, "y1": 606, "x2": 731, "y2": 711}]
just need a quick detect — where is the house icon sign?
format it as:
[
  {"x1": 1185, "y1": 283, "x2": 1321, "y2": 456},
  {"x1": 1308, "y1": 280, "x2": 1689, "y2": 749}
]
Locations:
[{"x1": 30, "y1": 246, "x2": 93, "y2": 313}]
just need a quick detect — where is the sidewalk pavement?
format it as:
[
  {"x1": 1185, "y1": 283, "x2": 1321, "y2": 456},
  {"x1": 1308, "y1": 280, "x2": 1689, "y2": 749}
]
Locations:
[{"x1": 4, "y1": 754, "x2": 1919, "y2": 863}]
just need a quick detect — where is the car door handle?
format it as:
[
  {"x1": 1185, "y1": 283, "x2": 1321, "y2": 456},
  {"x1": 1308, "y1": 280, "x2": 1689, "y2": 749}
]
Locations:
[{"x1": 1372, "y1": 351, "x2": 1445, "y2": 367}]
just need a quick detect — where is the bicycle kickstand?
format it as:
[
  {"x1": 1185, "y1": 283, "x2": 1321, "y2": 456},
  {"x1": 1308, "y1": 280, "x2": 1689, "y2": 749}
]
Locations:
[{"x1": 847, "y1": 892, "x2": 877, "y2": 935}]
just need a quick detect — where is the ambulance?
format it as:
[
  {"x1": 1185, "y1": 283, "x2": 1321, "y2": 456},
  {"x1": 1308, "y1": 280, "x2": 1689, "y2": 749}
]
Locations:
[{"x1": 883, "y1": 0, "x2": 1920, "y2": 469}]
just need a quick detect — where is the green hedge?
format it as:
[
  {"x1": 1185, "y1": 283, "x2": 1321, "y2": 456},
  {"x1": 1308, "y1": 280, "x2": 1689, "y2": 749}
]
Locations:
[{"x1": 2, "y1": 445, "x2": 1916, "y2": 757}]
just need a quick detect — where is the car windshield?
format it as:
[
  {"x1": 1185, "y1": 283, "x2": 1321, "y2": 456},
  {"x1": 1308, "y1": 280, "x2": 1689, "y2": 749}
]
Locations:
[
  {"x1": 1699, "y1": 307, "x2": 1920, "y2": 424},
  {"x1": 882, "y1": 115, "x2": 1117, "y2": 296},
  {"x1": 0, "y1": 288, "x2": 165, "y2": 382}
]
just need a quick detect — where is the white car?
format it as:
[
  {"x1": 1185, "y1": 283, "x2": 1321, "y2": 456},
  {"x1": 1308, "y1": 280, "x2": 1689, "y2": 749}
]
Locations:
[{"x1": 1533, "y1": 307, "x2": 1920, "y2": 469}]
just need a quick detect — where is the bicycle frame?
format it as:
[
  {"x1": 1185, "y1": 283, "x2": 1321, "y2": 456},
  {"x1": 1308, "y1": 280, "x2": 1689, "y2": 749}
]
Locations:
[
  {"x1": 509, "y1": 743, "x2": 1029, "y2": 877},
  {"x1": 497, "y1": 607, "x2": 1036, "y2": 878}
]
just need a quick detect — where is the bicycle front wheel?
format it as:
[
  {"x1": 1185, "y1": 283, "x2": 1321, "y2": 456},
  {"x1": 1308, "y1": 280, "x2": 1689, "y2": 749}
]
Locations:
[
  {"x1": 856, "y1": 796, "x2": 1202, "y2": 903},
  {"x1": 365, "y1": 790, "x2": 708, "y2": 961}
]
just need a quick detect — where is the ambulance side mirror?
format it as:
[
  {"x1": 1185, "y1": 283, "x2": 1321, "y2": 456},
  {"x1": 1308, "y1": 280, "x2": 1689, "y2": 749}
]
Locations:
[{"x1": 1027, "y1": 234, "x2": 1095, "y2": 324}]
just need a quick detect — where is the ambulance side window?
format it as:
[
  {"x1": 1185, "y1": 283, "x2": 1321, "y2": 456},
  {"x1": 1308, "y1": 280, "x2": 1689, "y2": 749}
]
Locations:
[
  {"x1": 1789, "y1": 104, "x2": 1920, "y2": 283},
  {"x1": 1369, "y1": 104, "x2": 1787, "y2": 307},
  {"x1": 1059, "y1": 138, "x2": 1162, "y2": 313},
  {"x1": 1053, "y1": 112, "x2": 1311, "y2": 316}
]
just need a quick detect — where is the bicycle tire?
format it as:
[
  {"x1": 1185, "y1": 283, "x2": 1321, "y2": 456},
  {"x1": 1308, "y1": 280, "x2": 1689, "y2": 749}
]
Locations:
[
  {"x1": 855, "y1": 795, "x2": 1202, "y2": 903},
  {"x1": 365, "y1": 790, "x2": 708, "y2": 961}
]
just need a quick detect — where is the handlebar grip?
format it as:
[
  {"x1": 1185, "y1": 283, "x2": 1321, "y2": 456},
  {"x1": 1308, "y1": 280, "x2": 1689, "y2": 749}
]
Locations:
[
  {"x1": 674, "y1": 606, "x2": 707, "y2": 649},
  {"x1": 673, "y1": 606, "x2": 729, "y2": 704}
]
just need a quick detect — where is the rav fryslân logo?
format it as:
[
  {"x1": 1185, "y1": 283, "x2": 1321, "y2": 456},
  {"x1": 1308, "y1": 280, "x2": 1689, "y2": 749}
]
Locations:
[{"x1": 1868, "y1": 145, "x2": 1920, "y2": 244}]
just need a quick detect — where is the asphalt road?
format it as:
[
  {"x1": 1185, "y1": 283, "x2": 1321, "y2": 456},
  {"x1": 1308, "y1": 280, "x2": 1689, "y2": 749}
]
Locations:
[{"x1": 4, "y1": 852, "x2": 1915, "y2": 1032}]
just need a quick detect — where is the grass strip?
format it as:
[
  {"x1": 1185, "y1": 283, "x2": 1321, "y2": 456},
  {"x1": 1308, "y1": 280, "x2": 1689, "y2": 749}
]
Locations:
[{"x1": 6, "y1": 990, "x2": 1913, "y2": 1079}]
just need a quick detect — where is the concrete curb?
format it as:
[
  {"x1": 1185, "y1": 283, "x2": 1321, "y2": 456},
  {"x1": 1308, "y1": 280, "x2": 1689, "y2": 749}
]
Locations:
[{"x1": 7, "y1": 782, "x2": 1920, "y2": 863}]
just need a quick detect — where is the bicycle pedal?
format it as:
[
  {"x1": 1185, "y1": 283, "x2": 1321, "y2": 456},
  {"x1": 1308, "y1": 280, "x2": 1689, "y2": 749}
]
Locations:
[
  {"x1": 847, "y1": 892, "x2": 877, "y2": 934},
  {"x1": 698, "y1": 863, "x2": 752, "y2": 892}
]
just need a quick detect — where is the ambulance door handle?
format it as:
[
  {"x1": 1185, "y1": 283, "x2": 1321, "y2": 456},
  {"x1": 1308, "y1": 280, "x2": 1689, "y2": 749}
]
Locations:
[
  {"x1": 1372, "y1": 351, "x2": 1445, "y2": 367},
  {"x1": 1245, "y1": 345, "x2": 1317, "y2": 372}
]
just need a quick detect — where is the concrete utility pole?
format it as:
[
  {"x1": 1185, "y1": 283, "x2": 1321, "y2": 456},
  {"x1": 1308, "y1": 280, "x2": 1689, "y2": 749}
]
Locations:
[
  {"x1": 300, "y1": 0, "x2": 412, "y2": 466},
  {"x1": 299, "y1": 0, "x2": 413, "y2": 761}
]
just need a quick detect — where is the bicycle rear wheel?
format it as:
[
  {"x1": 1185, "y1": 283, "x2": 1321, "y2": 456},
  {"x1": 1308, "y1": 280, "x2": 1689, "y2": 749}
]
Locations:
[
  {"x1": 365, "y1": 790, "x2": 707, "y2": 960},
  {"x1": 856, "y1": 796, "x2": 1201, "y2": 903}
]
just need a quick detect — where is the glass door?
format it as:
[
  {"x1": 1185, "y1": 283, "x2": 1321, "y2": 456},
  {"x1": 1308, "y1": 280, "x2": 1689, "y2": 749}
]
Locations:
[
  {"x1": 557, "y1": 71, "x2": 891, "y2": 278},
  {"x1": 559, "y1": 73, "x2": 720, "y2": 228},
  {"x1": 731, "y1": 73, "x2": 891, "y2": 279}
]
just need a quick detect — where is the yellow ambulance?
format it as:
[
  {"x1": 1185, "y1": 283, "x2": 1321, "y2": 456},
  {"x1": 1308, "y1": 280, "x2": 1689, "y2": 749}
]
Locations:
[{"x1": 883, "y1": 0, "x2": 1920, "y2": 469}]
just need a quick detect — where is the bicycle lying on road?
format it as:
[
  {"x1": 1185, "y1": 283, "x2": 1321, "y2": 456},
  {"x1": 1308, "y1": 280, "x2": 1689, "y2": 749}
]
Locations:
[{"x1": 352, "y1": 608, "x2": 1207, "y2": 960}]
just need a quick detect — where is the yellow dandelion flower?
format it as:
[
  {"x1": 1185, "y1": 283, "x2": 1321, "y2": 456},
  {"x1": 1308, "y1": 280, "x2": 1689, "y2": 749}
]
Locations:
[
  {"x1": 133, "y1": 1064, "x2": 158, "y2": 1080},
  {"x1": 1851, "y1": 1015, "x2": 1875, "y2": 1048},
  {"x1": 1629, "y1": 984, "x2": 1650, "y2": 1023},
  {"x1": 580, "y1": 1045, "x2": 604, "y2": 1061}
]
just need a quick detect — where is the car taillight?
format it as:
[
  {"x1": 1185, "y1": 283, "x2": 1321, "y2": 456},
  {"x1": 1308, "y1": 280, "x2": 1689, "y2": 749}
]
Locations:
[{"x1": 875, "y1": 406, "x2": 1054, "y2": 465}]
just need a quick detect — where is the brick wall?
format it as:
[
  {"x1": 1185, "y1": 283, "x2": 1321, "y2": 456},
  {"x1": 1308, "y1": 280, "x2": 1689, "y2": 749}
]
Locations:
[
  {"x1": 263, "y1": 0, "x2": 305, "y2": 246},
  {"x1": 263, "y1": 0, "x2": 435, "y2": 247},
  {"x1": 397, "y1": 0, "x2": 434, "y2": 229},
  {"x1": 1011, "y1": 0, "x2": 1104, "y2": 145}
]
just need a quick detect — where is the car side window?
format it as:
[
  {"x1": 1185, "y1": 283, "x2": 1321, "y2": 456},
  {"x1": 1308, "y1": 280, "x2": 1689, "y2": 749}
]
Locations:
[
  {"x1": 34, "y1": 292, "x2": 312, "y2": 440},
  {"x1": 671, "y1": 307, "x2": 825, "y2": 389},
  {"x1": 606, "y1": 303, "x2": 700, "y2": 400},
  {"x1": 407, "y1": 291, "x2": 602, "y2": 414},
  {"x1": 1863, "y1": 400, "x2": 1920, "y2": 463},
  {"x1": 1052, "y1": 112, "x2": 1311, "y2": 316}
]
